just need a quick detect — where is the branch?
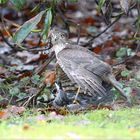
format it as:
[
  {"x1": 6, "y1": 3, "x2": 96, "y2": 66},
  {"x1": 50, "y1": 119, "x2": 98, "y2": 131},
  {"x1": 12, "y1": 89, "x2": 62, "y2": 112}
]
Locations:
[
  {"x1": 34, "y1": 53, "x2": 55, "y2": 75},
  {"x1": 83, "y1": 3, "x2": 137, "y2": 47}
]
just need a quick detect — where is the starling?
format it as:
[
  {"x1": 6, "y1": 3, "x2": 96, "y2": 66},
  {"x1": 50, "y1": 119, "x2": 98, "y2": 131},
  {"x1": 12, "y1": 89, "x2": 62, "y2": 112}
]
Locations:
[{"x1": 49, "y1": 28, "x2": 129, "y2": 102}]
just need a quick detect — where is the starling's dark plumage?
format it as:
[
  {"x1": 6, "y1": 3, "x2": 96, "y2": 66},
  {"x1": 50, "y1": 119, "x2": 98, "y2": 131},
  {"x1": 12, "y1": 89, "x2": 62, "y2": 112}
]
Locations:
[{"x1": 49, "y1": 28, "x2": 128, "y2": 101}]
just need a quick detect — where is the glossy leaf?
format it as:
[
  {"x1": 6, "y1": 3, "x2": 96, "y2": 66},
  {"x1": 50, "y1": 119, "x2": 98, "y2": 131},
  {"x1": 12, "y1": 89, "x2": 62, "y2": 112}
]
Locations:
[{"x1": 13, "y1": 10, "x2": 46, "y2": 44}]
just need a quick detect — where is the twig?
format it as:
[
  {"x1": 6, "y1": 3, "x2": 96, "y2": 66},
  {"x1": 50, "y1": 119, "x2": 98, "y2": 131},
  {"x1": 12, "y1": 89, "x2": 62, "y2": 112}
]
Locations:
[
  {"x1": 33, "y1": 83, "x2": 46, "y2": 104},
  {"x1": 111, "y1": 52, "x2": 140, "y2": 67},
  {"x1": 35, "y1": 34, "x2": 42, "y2": 48},
  {"x1": 0, "y1": 15, "x2": 16, "y2": 50},
  {"x1": 22, "y1": 83, "x2": 46, "y2": 107},
  {"x1": 22, "y1": 94, "x2": 35, "y2": 107},
  {"x1": 16, "y1": 96, "x2": 30, "y2": 103},
  {"x1": 28, "y1": 47, "x2": 49, "y2": 52},
  {"x1": 0, "y1": 30, "x2": 15, "y2": 50},
  {"x1": 56, "y1": 5, "x2": 70, "y2": 34},
  {"x1": 83, "y1": 15, "x2": 122, "y2": 47},
  {"x1": 0, "y1": 17, "x2": 29, "y2": 51},
  {"x1": 95, "y1": 0, "x2": 110, "y2": 25},
  {"x1": 34, "y1": 53, "x2": 55, "y2": 75},
  {"x1": 83, "y1": 3, "x2": 137, "y2": 47}
]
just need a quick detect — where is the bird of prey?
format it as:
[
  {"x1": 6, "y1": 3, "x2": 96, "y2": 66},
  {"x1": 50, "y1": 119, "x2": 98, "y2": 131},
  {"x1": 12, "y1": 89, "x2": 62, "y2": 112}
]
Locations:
[{"x1": 49, "y1": 28, "x2": 130, "y2": 102}]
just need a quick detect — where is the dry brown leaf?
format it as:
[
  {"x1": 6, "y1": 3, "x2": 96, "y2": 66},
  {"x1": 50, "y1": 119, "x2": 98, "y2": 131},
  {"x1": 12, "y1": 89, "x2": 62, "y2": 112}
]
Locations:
[
  {"x1": 82, "y1": 16, "x2": 96, "y2": 26},
  {"x1": 0, "y1": 111, "x2": 9, "y2": 119},
  {"x1": 0, "y1": 106, "x2": 26, "y2": 119},
  {"x1": 7, "y1": 106, "x2": 25, "y2": 115},
  {"x1": 45, "y1": 71, "x2": 56, "y2": 86},
  {"x1": 22, "y1": 123, "x2": 30, "y2": 130}
]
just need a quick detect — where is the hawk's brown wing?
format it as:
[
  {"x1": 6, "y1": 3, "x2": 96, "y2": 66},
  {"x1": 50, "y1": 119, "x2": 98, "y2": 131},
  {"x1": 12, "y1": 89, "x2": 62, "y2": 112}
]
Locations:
[{"x1": 57, "y1": 46, "x2": 111, "y2": 97}]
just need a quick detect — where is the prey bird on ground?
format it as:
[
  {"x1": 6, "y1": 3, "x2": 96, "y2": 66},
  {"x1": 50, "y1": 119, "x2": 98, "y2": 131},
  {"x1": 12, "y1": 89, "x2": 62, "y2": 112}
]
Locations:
[{"x1": 48, "y1": 28, "x2": 130, "y2": 103}]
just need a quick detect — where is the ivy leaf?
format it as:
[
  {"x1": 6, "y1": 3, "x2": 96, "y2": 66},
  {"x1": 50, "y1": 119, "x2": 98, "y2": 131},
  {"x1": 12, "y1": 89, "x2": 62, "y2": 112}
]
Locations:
[
  {"x1": 116, "y1": 47, "x2": 127, "y2": 58},
  {"x1": 13, "y1": 10, "x2": 46, "y2": 44},
  {"x1": 9, "y1": 87, "x2": 20, "y2": 96},
  {"x1": 31, "y1": 74, "x2": 40, "y2": 85},
  {"x1": 121, "y1": 70, "x2": 131, "y2": 77}
]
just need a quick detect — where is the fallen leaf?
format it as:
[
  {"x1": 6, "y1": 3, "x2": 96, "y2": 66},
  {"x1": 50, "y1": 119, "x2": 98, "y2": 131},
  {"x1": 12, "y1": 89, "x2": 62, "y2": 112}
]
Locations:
[
  {"x1": 120, "y1": 0, "x2": 130, "y2": 14},
  {"x1": 47, "y1": 111, "x2": 64, "y2": 121},
  {"x1": 82, "y1": 16, "x2": 96, "y2": 26},
  {"x1": 136, "y1": 52, "x2": 140, "y2": 57},
  {"x1": 23, "y1": 123, "x2": 30, "y2": 130},
  {"x1": 16, "y1": 51, "x2": 40, "y2": 64},
  {"x1": 45, "y1": 71, "x2": 56, "y2": 86},
  {"x1": 0, "y1": 98, "x2": 9, "y2": 108},
  {"x1": 0, "y1": 106, "x2": 26, "y2": 119},
  {"x1": 0, "y1": 111, "x2": 9, "y2": 119},
  {"x1": 0, "y1": 67, "x2": 8, "y2": 74},
  {"x1": 7, "y1": 106, "x2": 25, "y2": 115}
]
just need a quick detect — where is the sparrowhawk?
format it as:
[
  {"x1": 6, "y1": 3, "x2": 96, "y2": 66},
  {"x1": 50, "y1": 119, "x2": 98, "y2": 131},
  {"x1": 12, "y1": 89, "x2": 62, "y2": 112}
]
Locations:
[{"x1": 49, "y1": 28, "x2": 130, "y2": 102}]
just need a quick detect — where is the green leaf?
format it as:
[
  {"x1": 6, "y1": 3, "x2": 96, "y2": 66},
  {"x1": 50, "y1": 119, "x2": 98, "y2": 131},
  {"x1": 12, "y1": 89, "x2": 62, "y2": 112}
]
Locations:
[
  {"x1": 116, "y1": 47, "x2": 127, "y2": 58},
  {"x1": 10, "y1": 0, "x2": 26, "y2": 10},
  {"x1": 17, "y1": 92, "x2": 27, "y2": 99},
  {"x1": 42, "y1": 8, "x2": 52, "y2": 40},
  {"x1": 68, "y1": 0, "x2": 78, "y2": 2},
  {"x1": 98, "y1": 0, "x2": 105, "y2": 11},
  {"x1": 121, "y1": 70, "x2": 131, "y2": 77},
  {"x1": 31, "y1": 74, "x2": 40, "y2": 85},
  {"x1": 0, "y1": 0, "x2": 8, "y2": 4},
  {"x1": 123, "y1": 87, "x2": 132, "y2": 96},
  {"x1": 127, "y1": 48, "x2": 135, "y2": 56},
  {"x1": 9, "y1": 87, "x2": 20, "y2": 96},
  {"x1": 13, "y1": 10, "x2": 46, "y2": 44}
]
